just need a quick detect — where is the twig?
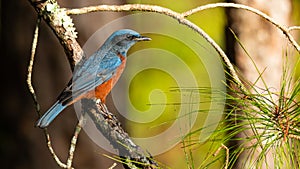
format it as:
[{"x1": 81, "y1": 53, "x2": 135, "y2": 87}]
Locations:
[
  {"x1": 27, "y1": 1, "x2": 81, "y2": 168},
  {"x1": 288, "y1": 26, "x2": 300, "y2": 32},
  {"x1": 108, "y1": 163, "x2": 117, "y2": 169},
  {"x1": 26, "y1": 16, "x2": 69, "y2": 168},
  {"x1": 65, "y1": 3, "x2": 300, "y2": 92},
  {"x1": 213, "y1": 144, "x2": 229, "y2": 169},
  {"x1": 27, "y1": 17, "x2": 40, "y2": 114},
  {"x1": 66, "y1": 115, "x2": 86, "y2": 168},
  {"x1": 182, "y1": 2, "x2": 300, "y2": 53},
  {"x1": 66, "y1": 3, "x2": 247, "y2": 94},
  {"x1": 45, "y1": 129, "x2": 70, "y2": 168}
]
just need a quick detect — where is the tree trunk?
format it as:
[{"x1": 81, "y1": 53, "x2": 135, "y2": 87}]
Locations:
[{"x1": 226, "y1": 0, "x2": 292, "y2": 168}]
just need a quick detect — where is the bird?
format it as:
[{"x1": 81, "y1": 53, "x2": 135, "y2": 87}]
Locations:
[{"x1": 35, "y1": 29, "x2": 151, "y2": 128}]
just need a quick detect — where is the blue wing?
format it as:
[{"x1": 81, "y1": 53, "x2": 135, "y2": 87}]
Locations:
[
  {"x1": 36, "y1": 50, "x2": 121, "y2": 128},
  {"x1": 58, "y1": 52, "x2": 121, "y2": 105}
]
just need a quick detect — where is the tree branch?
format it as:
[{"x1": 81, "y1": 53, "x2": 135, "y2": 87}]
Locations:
[
  {"x1": 26, "y1": 15, "x2": 72, "y2": 168},
  {"x1": 82, "y1": 99, "x2": 158, "y2": 168},
  {"x1": 29, "y1": 0, "x2": 83, "y2": 69},
  {"x1": 66, "y1": 115, "x2": 86, "y2": 168},
  {"x1": 66, "y1": 3, "x2": 300, "y2": 94},
  {"x1": 65, "y1": 3, "x2": 250, "y2": 94},
  {"x1": 182, "y1": 2, "x2": 300, "y2": 53},
  {"x1": 28, "y1": 1, "x2": 300, "y2": 168},
  {"x1": 28, "y1": 1, "x2": 158, "y2": 168},
  {"x1": 28, "y1": 1, "x2": 82, "y2": 168}
]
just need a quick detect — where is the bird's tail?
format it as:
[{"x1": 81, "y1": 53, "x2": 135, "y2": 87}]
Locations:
[{"x1": 35, "y1": 101, "x2": 66, "y2": 128}]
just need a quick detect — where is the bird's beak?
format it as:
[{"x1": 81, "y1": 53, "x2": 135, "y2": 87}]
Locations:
[{"x1": 134, "y1": 36, "x2": 151, "y2": 41}]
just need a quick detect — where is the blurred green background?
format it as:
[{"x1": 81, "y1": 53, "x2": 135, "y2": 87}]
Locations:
[{"x1": 124, "y1": 1, "x2": 226, "y2": 168}]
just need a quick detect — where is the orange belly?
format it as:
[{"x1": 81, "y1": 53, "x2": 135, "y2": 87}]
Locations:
[
  {"x1": 89, "y1": 55, "x2": 126, "y2": 103},
  {"x1": 94, "y1": 78, "x2": 114, "y2": 102}
]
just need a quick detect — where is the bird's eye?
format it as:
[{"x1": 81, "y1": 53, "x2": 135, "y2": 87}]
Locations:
[{"x1": 126, "y1": 34, "x2": 133, "y2": 40}]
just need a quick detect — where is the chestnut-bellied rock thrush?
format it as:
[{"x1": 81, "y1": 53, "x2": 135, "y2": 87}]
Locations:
[{"x1": 36, "y1": 29, "x2": 151, "y2": 128}]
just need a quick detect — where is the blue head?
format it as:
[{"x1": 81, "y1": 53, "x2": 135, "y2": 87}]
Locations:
[{"x1": 105, "y1": 29, "x2": 151, "y2": 56}]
